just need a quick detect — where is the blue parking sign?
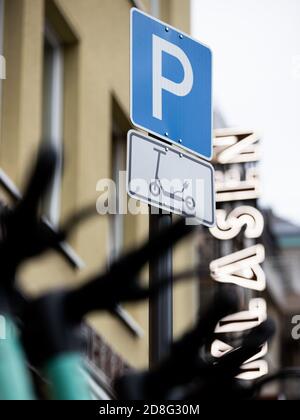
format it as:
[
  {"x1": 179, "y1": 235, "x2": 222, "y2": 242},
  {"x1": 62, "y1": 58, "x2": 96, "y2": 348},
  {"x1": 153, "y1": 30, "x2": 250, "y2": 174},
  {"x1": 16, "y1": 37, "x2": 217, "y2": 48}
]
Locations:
[{"x1": 130, "y1": 8, "x2": 213, "y2": 160}]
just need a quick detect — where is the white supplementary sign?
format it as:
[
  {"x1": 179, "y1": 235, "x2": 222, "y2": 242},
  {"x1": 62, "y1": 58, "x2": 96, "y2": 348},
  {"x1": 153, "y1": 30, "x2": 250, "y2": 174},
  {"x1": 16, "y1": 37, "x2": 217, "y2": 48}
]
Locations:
[{"x1": 127, "y1": 131, "x2": 215, "y2": 227}]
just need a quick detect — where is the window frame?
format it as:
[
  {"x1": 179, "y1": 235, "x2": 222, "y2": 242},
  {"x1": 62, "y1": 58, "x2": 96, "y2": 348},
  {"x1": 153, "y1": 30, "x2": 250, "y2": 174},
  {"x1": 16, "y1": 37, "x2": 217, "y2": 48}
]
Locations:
[
  {"x1": 0, "y1": 0, "x2": 4, "y2": 58},
  {"x1": 0, "y1": 0, "x2": 5, "y2": 140},
  {"x1": 42, "y1": 23, "x2": 64, "y2": 227},
  {"x1": 110, "y1": 131, "x2": 127, "y2": 263}
]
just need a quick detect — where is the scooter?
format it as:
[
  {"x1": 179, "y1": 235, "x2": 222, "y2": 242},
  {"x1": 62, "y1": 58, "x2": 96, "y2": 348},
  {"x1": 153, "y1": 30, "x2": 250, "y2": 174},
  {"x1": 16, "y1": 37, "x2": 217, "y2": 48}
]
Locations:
[{"x1": 149, "y1": 148, "x2": 196, "y2": 215}]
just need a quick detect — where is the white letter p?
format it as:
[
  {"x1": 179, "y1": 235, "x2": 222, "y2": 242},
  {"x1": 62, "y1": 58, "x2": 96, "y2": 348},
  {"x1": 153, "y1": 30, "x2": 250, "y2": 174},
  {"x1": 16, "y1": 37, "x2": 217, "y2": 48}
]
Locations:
[{"x1": 152, "y1": 35, "x2": 194, "y2": 121}]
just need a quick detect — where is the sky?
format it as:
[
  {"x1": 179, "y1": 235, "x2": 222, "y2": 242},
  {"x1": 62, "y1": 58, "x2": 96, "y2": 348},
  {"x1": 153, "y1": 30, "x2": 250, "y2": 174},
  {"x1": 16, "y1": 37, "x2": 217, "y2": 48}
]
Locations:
[{"x1": 192, "y1": 0, "x2": 300, "y2": 224}]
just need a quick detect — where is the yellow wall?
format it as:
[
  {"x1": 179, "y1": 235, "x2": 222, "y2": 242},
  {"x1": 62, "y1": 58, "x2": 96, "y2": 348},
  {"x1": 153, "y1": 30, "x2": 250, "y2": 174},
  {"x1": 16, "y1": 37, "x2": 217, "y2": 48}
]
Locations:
[{"x1": 0, "y1": 0, "x2": 196, "y2": 369}]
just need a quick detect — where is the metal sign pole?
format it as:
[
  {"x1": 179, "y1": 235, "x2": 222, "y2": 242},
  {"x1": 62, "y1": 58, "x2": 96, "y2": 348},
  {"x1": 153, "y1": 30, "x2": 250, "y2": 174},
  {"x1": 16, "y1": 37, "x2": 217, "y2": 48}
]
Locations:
[
  {"x1": 130, "y1": 8, "x2": 214, "y2": 368},
  {"x1": 149, "y1": 209, "x2": 173, "y2": 367}
]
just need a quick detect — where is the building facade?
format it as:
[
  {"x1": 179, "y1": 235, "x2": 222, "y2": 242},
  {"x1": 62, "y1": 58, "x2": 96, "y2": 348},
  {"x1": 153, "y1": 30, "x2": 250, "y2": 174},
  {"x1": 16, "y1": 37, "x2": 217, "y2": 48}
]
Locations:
[{"x1": 0, "y1": 0, "x2": 198, "y2": 383}]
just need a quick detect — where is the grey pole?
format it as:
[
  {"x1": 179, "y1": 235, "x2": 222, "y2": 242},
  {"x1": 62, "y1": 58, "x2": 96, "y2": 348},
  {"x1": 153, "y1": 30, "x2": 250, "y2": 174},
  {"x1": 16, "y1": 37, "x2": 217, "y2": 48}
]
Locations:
[{"x1": 149, "y1": 209, "x2": 173, "y2": 367}]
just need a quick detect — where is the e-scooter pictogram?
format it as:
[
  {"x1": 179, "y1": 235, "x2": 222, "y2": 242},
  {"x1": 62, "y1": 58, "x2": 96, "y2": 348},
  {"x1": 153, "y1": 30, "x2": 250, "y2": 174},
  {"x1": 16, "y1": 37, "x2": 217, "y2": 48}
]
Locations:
[{"x1": 149, "y1": 148, "x2": 196, "y2": 215}]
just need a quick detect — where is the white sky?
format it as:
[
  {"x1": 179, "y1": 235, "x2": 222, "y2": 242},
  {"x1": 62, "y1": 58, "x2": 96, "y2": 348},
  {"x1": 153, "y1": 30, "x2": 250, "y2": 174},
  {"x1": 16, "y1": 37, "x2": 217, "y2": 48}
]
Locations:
[{"x1": 192, "y1": 0, "x2": 300, "y2": 224}]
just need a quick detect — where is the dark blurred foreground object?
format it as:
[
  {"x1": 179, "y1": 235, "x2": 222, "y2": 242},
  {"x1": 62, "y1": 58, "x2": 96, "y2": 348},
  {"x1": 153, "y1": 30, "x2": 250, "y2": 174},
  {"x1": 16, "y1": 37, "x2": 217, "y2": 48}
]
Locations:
[
  {"x1": 0, "y1": 145, "x2": 96, "y2": 400},
  {"x1": 0, "y1": 145, "x2": 61, "y2": 400},
  {"x1": 0, "y1": 146, "x2": 61, "y2": 284},
  {"x1": 0, "y1": 145, "x2": 96, "y2": 290},
  {"x1": 22, "y1": 217, "x2": 196, "y2": 399},
  {"x1": 0, "y1": 145, "x2": 286, "y2": 400},
  {"x1": 115, "y1": 287, "x2": 276, "y2": 401},
  {"x1": 0, "y1": 144, "x2": 197, "y2": 399}
]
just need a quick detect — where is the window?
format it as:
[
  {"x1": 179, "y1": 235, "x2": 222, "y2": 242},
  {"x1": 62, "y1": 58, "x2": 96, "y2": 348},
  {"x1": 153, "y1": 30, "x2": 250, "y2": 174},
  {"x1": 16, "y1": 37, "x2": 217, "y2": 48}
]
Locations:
[
  {"x1": 0, "y1": 0, "x2": 5, "y2": 141},
  {"x1": 109, "y1": 99, "x2": 137, "y2": 264},
  {"x1": 0, "y1": 0, "x2": 4, "y2": 67},
  {"x1": 110, "y1": 129, "x2": 127, "y2": 262},
  {"x1": 42, "y1": 24, "x2": 64, "y2": 226}
]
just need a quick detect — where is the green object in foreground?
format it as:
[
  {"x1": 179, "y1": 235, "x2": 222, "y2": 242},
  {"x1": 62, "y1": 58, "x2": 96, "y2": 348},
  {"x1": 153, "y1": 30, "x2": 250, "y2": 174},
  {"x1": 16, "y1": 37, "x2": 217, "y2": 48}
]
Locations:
[
  {"x1": 44, "y1": 353, "x2": 91, "y2": 400},
  {"x1": 0, "y1": 316, "x2": 35, "y2": 400}
]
